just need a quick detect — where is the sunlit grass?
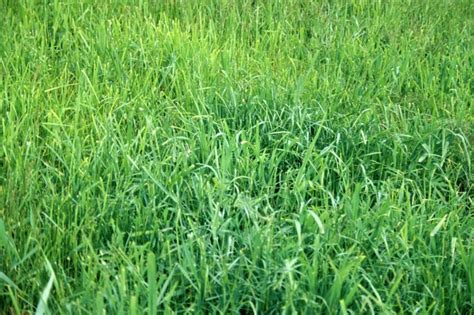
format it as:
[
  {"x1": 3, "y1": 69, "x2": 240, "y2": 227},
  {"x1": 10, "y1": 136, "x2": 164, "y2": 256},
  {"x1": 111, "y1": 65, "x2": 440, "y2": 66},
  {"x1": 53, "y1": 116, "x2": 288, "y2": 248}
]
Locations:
[{"x1": 0, "y1": 0, "x2": 472, "y2": 313}]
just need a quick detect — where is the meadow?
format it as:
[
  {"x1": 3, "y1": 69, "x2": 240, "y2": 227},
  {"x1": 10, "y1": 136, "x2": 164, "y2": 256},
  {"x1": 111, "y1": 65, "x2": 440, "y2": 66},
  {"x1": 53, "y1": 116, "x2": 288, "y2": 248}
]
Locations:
[{"x1": 0, "y1": 0, "x2": 473, "y2": 313}]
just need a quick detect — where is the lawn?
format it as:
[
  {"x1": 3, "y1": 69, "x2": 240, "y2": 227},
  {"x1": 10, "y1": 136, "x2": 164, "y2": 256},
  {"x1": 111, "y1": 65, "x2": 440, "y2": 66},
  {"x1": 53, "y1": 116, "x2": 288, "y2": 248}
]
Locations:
[{"x1": 0, "y1": 0, "x2": 473, "y2": 313}]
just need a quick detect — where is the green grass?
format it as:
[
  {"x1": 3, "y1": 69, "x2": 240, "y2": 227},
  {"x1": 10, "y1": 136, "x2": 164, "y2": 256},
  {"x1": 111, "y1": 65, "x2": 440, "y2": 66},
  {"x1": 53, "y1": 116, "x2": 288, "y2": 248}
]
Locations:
[{"x1": 0, "y1": 0, "x2": 473, "y2": 313}]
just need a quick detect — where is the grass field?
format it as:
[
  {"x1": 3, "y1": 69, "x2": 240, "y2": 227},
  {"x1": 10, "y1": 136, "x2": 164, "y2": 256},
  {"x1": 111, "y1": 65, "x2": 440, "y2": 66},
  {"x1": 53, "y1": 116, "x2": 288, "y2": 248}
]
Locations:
[{"x1": 0, "y1": 0, "x2": 473, "y2": 313}]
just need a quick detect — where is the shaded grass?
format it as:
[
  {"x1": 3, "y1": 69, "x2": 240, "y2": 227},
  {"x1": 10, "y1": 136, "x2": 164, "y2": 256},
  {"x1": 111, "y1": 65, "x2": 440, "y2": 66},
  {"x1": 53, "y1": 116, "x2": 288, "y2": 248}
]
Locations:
[{"x1": 0, "y1": 0, "x2": 473, "y2": 313}]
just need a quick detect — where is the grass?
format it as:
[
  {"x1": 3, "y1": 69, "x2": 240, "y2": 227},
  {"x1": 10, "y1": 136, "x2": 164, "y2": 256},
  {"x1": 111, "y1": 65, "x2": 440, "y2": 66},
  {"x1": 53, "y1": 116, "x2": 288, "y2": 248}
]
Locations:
[{"x1": 0, "y1": 0, "x2": 473, "y2": 313}]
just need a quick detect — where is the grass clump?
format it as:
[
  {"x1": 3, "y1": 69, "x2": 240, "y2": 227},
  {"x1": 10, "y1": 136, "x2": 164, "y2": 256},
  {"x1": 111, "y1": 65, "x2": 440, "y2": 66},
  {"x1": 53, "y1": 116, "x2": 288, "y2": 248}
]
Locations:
[{"x1": 1, "y1": 0, "x2": 472, "y2": 313}]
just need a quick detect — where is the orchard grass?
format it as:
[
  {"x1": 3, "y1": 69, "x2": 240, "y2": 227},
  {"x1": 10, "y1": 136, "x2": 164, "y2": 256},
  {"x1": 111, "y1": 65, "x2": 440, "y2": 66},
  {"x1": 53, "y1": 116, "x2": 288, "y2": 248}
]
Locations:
[{"x1": 0, "y1": 0, "x2": 473, "y2": 314}]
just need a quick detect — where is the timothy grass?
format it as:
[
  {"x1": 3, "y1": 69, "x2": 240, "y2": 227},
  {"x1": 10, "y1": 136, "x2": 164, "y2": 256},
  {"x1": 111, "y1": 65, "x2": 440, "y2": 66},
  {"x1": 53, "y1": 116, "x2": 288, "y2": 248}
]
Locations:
[{"x1": 0, "y1": 0, "x2": 473, "y2": 313}]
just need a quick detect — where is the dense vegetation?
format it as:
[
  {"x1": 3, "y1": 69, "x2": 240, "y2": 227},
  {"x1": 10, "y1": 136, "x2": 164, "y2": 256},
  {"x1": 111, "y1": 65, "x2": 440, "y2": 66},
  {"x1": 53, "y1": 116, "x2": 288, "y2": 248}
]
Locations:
[{"x1": 1, "y1": 0, "x2": 472, "y2": 313}]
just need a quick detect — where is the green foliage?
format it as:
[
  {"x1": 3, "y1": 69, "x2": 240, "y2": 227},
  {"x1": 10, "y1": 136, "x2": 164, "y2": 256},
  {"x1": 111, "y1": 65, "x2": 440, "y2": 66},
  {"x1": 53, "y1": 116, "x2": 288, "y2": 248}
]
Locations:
[{"x1": 0, "y1": 0, "x2": 472, "y2": 313}]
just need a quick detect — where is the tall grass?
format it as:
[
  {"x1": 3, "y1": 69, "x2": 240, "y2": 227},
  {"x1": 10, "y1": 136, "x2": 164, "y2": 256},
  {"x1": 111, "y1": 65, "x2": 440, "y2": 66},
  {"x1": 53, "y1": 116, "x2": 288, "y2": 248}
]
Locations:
[{"x1": 0, "y1": 0, "x2": 472, "y2": 313}]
